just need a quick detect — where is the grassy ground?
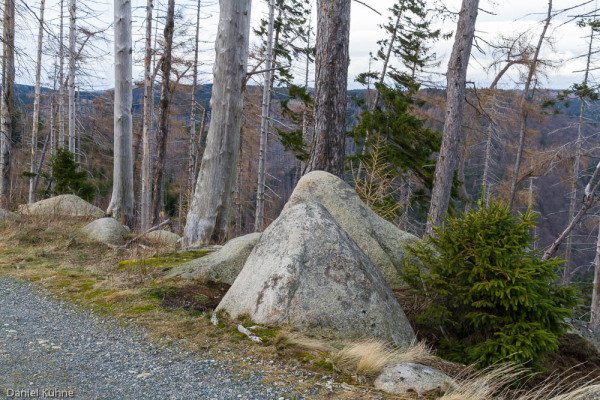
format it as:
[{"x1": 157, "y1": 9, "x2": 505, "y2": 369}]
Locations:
[
  {"x1": 2, "y1": 215, "x2": 599, "y2": 400},
  {"x1": 0, "y1": 216, "x2": 408, "y2": 399}
]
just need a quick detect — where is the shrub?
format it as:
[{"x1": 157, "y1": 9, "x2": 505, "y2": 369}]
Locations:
[
  {"x1": 403, "y1": 199, "x2": 577, "y2": 368},
  {"x1": 50, "y1": 148, "x2": 95, "y2": 202}
]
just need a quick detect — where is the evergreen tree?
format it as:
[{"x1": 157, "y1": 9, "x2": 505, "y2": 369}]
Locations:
[
  {"x1": 49, "y1": 148, "x2": 95, "y2": 202},
  {"x1": 403, "y1": 199, "x2": 577, "y2": 368}
]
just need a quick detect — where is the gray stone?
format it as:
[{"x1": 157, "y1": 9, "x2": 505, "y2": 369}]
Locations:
[
  {"x1": 216, "y1": 202, "x2": 415, "y2": 347},
  {"x1": 167, "y1": 233, "x2": 260, "y2": 284},
  {"x1": 374, "y1": 363, "x2": 457, "y2": 396},
  {"x1": 283, "y1": 171, "x2": 420, "y2": 288},
  {"x1": 0, "y1": 209, "x2": 20, "y2": 222},
  {"x1": 551, "y1": 385, "x2": 600, "y2": 400},
  {"x1": 145, "y1": 230, "x2": 181, "y2": 247},
  {"x1": 81, "y1": 218, "x2": 130, "y2": 246},
  {"x1": 18, "y1": 194, "x2": 104, "y2": 218}
]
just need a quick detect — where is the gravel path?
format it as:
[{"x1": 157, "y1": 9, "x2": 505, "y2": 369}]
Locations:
[{"x1": 0, "y1": 278, "x2": 317, "y2": 399}]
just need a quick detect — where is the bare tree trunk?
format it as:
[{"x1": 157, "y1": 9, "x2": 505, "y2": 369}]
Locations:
[
  {"x1": 592, "y1": 217, "x2": 600, "y2": 328},
  {"x1": 0, "y1": 0, "x2": 15, "y2": 207},
  {"x1": 187, "y1": 0, "x2": 201, "y2": 201},
  {"x1": 508, "y1": 0, "x2": 552, "y2": 209},
  {"x1": 107, "y1": 0, "x2": 135, "y2": 227},
  {"x1": 192, "y1": 106, "x2": 207, "y2": 194},
  {"x1": 299, "y1": 12, "x2": 312, "y2": 177},
  {"x1": 68, "y1": 0, "x2": 76, "y2": 153},
  {"x1": 32, "y1": 123, "x2": 51, "y2": 198},
  {"x1": 254, "y1": 0, "x2": 275, "y2": 233},
  {"x1": 150, "y1": 0, "x2": 175, "y2": 226},
  {"x1": 29, "y1": 0, "x2": 46, "y2": 204},
  {"x1": 140, "y1": 0, "x2": 154, "y2": 230},
  {"x1": 564, "y1": 23, "x2": 594, "y2": 285},
  {"x1": 304, "y1": 0, "x2": 351, "y2": 178},
  {"x1": 425, "y1": 0, "x2": 479, "y2": 236},
  {"x1": 59, "y1": 0, "x2": 65, "y2": 149},
  {"x1": 482, "y1": 92, "x2": 496, "y2": 205},
  {"x1": 184, "y1": 0, "x2": 252, "y2": 245}
]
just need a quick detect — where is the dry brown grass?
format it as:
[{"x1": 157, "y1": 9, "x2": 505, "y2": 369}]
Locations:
[{"x1": 330, "y1": 339, "x2": 438, "y2": 385}]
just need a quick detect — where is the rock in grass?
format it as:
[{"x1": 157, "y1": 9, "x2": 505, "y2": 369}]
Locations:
[
  {"x1": 0, "y1": 209, "x2": 20, "y2": 222},
  {"x1": 81, "y1": 218, "x2": 130, "y2": 246},
  {"x1": 166, "y1": 232, "x2": 260, "y2": 284},
  {"x1": 145, "y1": 230, "x2": 181, "y2": 247},
  {"x1": 551, "y1": 385, "x2": 600, "y2": 400},
  {"x1": 374, "y1": 363, "x2": 456, "y2": 397},
  {"x1": 18, "y1": 194, "x2": 104, "y2": 218},
  {"x1": 216, "y1": 202, "x2": 415, "y2": 347},
  {"x1": 283, "y1": 171, "x2": 420, "y2": 289}
]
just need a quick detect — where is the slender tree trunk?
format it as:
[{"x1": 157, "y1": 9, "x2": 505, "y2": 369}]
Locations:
[
  {"x1": 591, "y1": 217, "x2": 600, "y2": 328},
  {"x1": 299, "y1": 12, "x2": 312, "y2": 177},
  {"x1": 68, "y1": 0, "x2": 76, "y2": 153},
  {"x1": 59, "y1": 0, "x2": 65, "y2": 149},
  {"x1": 187, "y1": 0, "x2": 201, "y2": 202},
  {"x1": 304, "y1": 0, "x2": 351, "y2": 178},
  {"x1": 564, "y1": 23, "x2": 594, "y2": 285},
  {"x1": 184, "y1": 0, "x2": 252, "y2": 245},
  {"x1": 425, "y1": 0, "x2": 479, "y2": 235},
  {"x1": 107, "y1": 0, "x2": 135, "y2": 226},
  {"x1": 255, "y1": 0, "x2": 276, "y2": 232},
  {"x1": 140, "y1": 0, "x2": 154, "y2": 230},
  {"x1": 482, "y1": 92, "x2": 496, "y2": 205},
  {"x1": 192, "y1": 106, "x2": 207, "y2": 194},
  {"x1": 32, "y1": 123, "x2": 51, "y2": 198},
  {"x1": 150, "y1": 0, "x2": 175, "y2": 226},
  {"x1": 0, "y1": 0, "x2": 15, "y2": 207},
  {"x1": 508, "y1": 0, "x2": 552, "y2": 208},
  {"x1": 29, "y1": 0, "x2": 46, "y2": 204}
]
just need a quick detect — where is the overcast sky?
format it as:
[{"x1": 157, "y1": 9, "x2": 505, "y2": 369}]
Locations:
[{"x1": 15, "y1": 0, "x2": 596, "y2": 91}]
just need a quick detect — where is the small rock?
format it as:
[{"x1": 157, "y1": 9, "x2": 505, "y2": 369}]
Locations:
[{"x1": 374, "y1": 362, "x2": 456, "y2": 396}]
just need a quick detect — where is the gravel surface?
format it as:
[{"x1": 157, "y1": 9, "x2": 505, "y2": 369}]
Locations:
[{"x1": 0, "y1": 277, "x2": 318, "y2": 399}]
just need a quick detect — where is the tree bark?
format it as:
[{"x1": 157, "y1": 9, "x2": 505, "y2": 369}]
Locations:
[
  {"x1": 304, "y1": 0, "x2": 351, "y2": 178},
  {"x1": 140, "y1": 0, "x2": 154, "y2": 230},
  {"x1": 68, "y1": 0, "x2": 76, "y2": 153},
  {"x1": 0, "y1": 0, "x2": 15, "y2": 207},
  {"x1": 425, "y1": 0, "x2": 479, "y2": 236},
  {"x1": 508, "y1": 0, "x2": 552, "y2": 209},
  {"x1": 107, "y1": 0, "x2": 135, "y2": 227},
  {"x1": 187, "y1": 0, "x2": 202, "y2": 202},
  {"x1": 150, "y1": 0, "x2": 175, "y2": 226},
  {"x1": 254, "y1": 0, "x2": 276, "y2": 233},
  {"x1": 59, "y1": 0, "x2": 65, "y2": 149},
  {"x1": 591, "y1": 217, "x2": 600, "y2": 328},
  {"x1": 29, "y1": 0, "x2": 46, "y2": 204},
  {"x1": 184, "y1": 0, "x2": 252, "y2": 245}
]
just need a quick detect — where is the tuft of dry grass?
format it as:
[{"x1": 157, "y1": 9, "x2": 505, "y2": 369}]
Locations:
[
  {"x1": 330, "y1": 339, "x2": 437, "y2": 385},
  {"x1": 274, "y1": 330, "x2": 336, "y2": 355}
]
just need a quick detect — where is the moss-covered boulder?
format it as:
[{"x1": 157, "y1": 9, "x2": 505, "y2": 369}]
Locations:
[{"x1": 166, "y1": 232, "x2": 260, "y2": 284}]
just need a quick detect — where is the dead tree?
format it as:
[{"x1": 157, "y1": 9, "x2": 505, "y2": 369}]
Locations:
[
  {"x1": 184, "y1": 0, "x2": 252, "y2": 244},
  {"x1": 140, "y1": 0, "x2": 154, "y2": 230},
  {"x1": 106, "y1": 0, "x2": 135, "y2": 226},
  {"x1": 426, "y1": 0, "x2": 479, "y2": 235}
]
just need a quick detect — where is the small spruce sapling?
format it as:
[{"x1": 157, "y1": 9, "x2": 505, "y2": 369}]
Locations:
[{"x1": 403, "y1": 198, "x2": 577, "y2": 368}]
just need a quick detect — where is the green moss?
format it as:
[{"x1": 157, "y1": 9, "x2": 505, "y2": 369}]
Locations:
[
  {"x1": 194, "y1": 294, "x2": 210, "y2": 303},
  {"x1": 117, "y1": 250, "x2": 211, "y2": 270},
  {"x1": 144, "y1": 286, "x2": 176, "y2": 301},
  {"x1": 128, "y1": 304, "x2": 156, "y2": 313}
]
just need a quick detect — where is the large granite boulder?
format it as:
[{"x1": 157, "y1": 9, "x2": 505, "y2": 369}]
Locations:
[
  {"x1": 18, "y1": 194, "x2": 104, "y2": 218},
  {"x1": 217, "y1": 202, "x2": 415, "y2": 347},
  {"x1": 167, "y1": 232, "x2": 260, "y2": 284},
  {"x1": 81, "y1": 218, "x2": 130, "y2": 246},
  {"x1": 283, "y1": 171, "x2": 420, "y2": 288},
  {"x1": 374, "y1": 363, "x2": 456, "y2": 396},
  {"x1": 145, "y1": 230, "x2": 181, "y2": 247},
  {"x1": 0, "y1": 209, "x2": 20, "y2": 222}
]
